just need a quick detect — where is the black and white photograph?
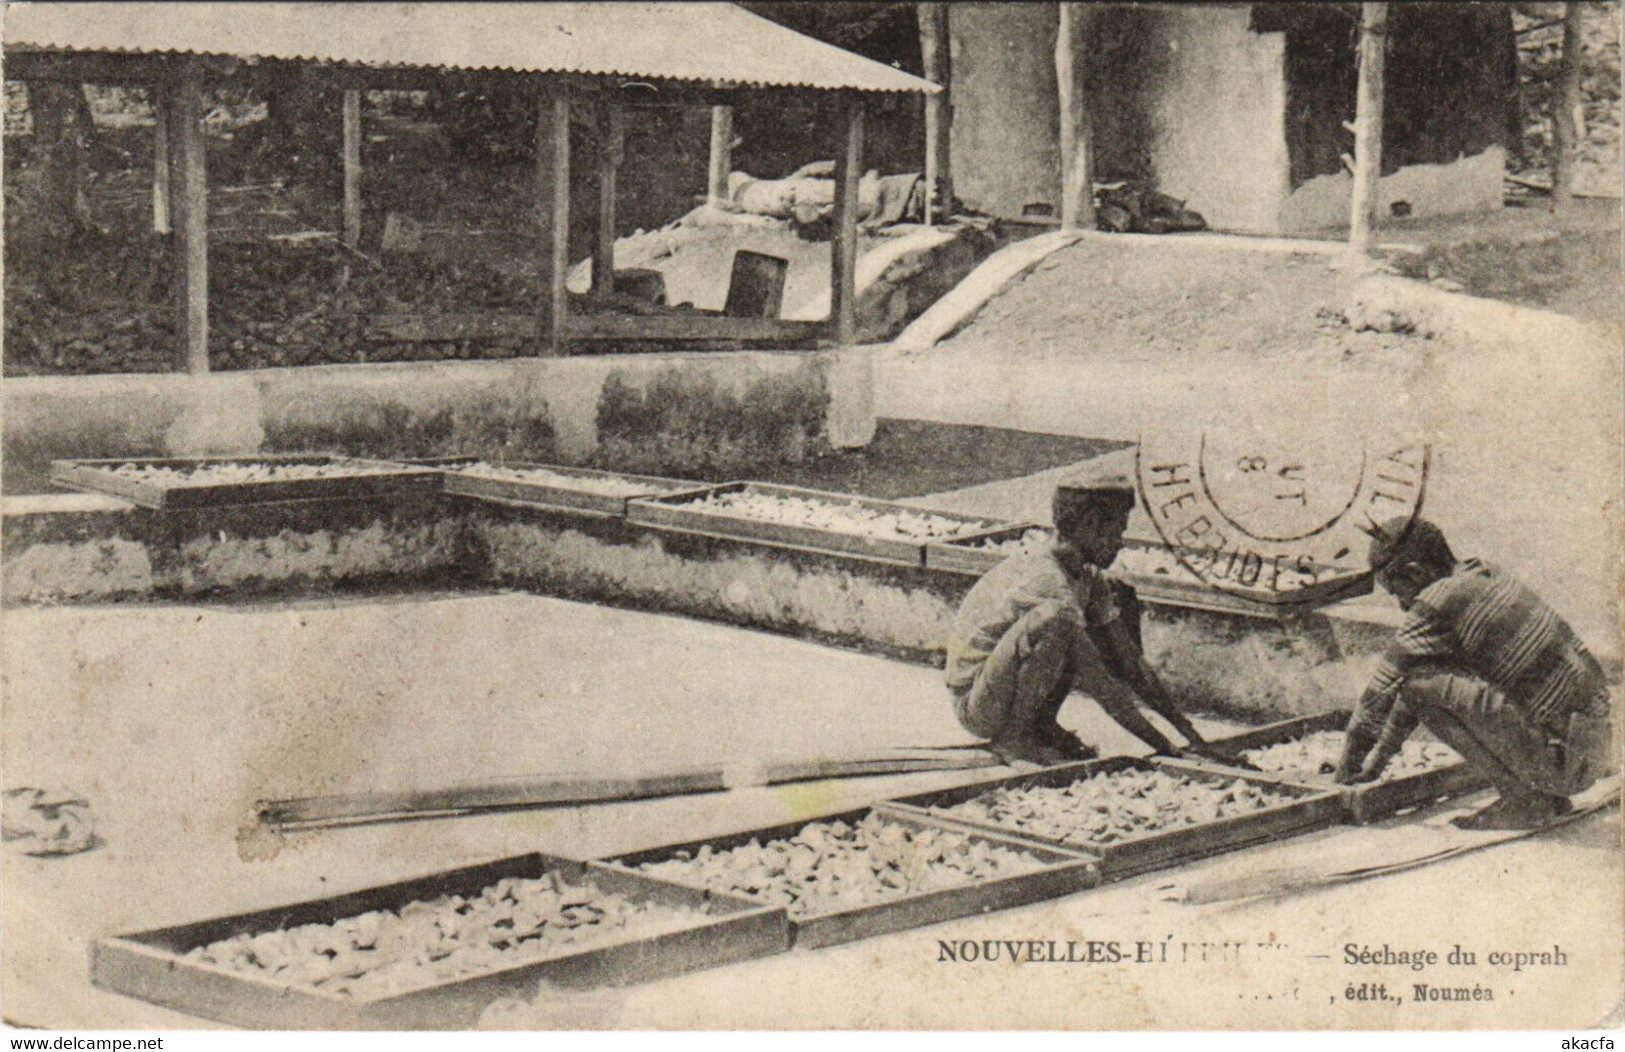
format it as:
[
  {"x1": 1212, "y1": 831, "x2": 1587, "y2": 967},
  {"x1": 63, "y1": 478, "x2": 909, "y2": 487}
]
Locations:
[{"x1": 0, "y1": 0, "x2": 1620, "y2": 1035}]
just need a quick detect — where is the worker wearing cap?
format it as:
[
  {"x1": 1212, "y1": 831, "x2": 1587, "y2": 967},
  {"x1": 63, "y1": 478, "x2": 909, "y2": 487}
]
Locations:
[
  {"x1": 944, "y1": 469, "x2": 1214, "y2": 767},
  {"x1": 1336, "y1": 518, "x2": 1614, "y2": 829}
]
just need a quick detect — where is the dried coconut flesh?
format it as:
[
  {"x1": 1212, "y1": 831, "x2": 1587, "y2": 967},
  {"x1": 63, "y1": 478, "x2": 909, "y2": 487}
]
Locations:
[
  {"x1": 1240, "y1": 730, "x2": 1460, "y2": 784},
  {"x1": 182, "y1": 872, "x2": 707, "y2": 999},
  {"x1": 674, "y1": 491, "x2": 986, "y2": 541},
  {"x1": 939, "y1": 768, "x2": 1295, "y2": 850},
  {"x1": 452, "y1": 463, "x2": 677, "y2": 498},
  {"x1": 635, "y1": 812, "x2": 1049, "y2": 917},
  {"x1": 104, "y1": 462, "x2": 401, "y2": 484}
]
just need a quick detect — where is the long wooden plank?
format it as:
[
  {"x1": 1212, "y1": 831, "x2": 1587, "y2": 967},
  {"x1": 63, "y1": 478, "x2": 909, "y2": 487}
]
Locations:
[{"x1": 258, "y1": 749, "x2": 1000, "y2": 831}]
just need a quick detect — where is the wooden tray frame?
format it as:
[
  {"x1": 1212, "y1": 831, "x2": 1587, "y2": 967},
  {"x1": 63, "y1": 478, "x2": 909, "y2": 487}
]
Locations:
[
  {"x1": 1114, "y1": 540, "x2": 1373, "y2": 621},
  {"x1": 49, "y1": 455, "x2": 442, "y2": 511},
  {"x1": 923, "y1": 523, "x2": 1048, "y2": 575},
  {"x1": 1192, "y1": 710, "x2": 1489, "y2": 824},
  {"x1": 602, "y1": 807, "x2": 1100, "y2": 951},
  {"x1": 91, "y1": 853, "x2": 786, "y2": 1030},
  {"x1": 410, "y1": 458, "x2": 711, "y2": 518},
  {"x1": 626, "y1": 482, "x2": 1007, "y2": 568},
  {"x1": 879, "y1": 756, "x2": 1342, "y2": 880}
]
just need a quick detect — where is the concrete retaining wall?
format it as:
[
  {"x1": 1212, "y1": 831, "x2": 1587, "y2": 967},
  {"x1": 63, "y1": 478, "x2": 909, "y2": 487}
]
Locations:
[
  {"x1": 2, "y1": 491, "x2": 1405, "y2": 720},
  {"x1": 3, "y1": 349, "x2": 868, "y2": 494}
]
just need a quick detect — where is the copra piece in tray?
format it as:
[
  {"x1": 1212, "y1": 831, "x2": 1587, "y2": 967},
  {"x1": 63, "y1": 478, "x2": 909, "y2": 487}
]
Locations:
[
  {"x1": 49, "y1": 455, "x2": 441, "y2": 509},
  {"x1": 449, "y1": 462, "x2": 672, "y2": 501},
  {"x1": 939, "y1": 766, "x2": 1298, "y2": 851},
  {"x1": 677, "y1": 489, "x2": 988, "y2": 543},
  {"x1": 633, "y1": 811, "x2": 1050, "y2": 918},
  {"x1": 1242, "y1": 730, "x2": 1461, "y2": 785},
  {"x1": 183, "y1": 870, "x2": 710, "y2": 1000}
]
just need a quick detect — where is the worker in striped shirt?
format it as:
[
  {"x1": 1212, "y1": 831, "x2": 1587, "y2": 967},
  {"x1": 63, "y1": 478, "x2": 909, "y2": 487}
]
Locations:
[
  {"x1": 1336, "y1": 518, "x2": 1614, "y2": 830},
  {"x1": 945, "y1": 469, "x2": 1214, "y2": 767}
]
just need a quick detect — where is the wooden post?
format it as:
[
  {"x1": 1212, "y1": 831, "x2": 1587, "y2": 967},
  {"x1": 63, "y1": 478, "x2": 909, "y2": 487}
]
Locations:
[
  {"x1": 830, "y1": 97, "x2": 865, "y2": 345},
  {"x1": 707, "y1": 105, "x2": 733, "y2": 209},
  {"x1": 166, "y1": 59, "x2": 209, "y2": 374},
  {"x1": 1347, "y1": 2, "x2": 1388, "y2": 256},
  {"x1": 534, "y1": 93, "x2": 571, "y2": 355},
  {"x1": 919, "y1": 2, "x2": 952, "y2": 226},
  {"x1": 1056, "y1": 2, "x2": 1095, "y2": 231},
  {"x1": 151, "y1": 99, "x2": 170, "y2": 234},
  {"x1": 342, "y1": 88, "x2": 362, "y2": 247},
  {"x1": 1551, "y1": 1, "x2": 1584, "y2": 209},
  {"x1": 593, "y1": 103, "x2": 624, "y2": 297}
]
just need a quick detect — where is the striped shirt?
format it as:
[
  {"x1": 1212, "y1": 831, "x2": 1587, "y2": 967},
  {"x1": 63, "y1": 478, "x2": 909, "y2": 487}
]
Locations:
[
  {"x1": 1349, "y1": 559, "x2": 1609, "y2": 752},
  {"x1": 945, "y1": 549, "x2": 1119, "y2": 696}
]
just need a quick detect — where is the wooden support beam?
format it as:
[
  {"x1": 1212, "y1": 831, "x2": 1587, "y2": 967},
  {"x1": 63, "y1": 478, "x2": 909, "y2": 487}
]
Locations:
[
  {"x1": 1551, "y1": 1, "x2": 1585, "y2": 209},
  {"x1": 706, "y1": 105, "x2": 734, "y2": 209},
  {"x1": 166, "y1": 59, "x2": 210, "y2": 374},
  {"x1": 919, "y1": 2, "x2": 952, "y2": 225},
  {"x1": 593, "y1": 103, "x2": 624, "y2": 297},
  {"x1": 534, "y1": 93, "x2": 571, "y2": 355},
  {"x1": 830, "y1": 97, "x2": 865, "y2": 346},
  {"x1": 342, "y1": 89, "x2": 362, "y2": 248},
  {"x1": 1347, "y1": 2, "x2": 1388, "y2": 256},
  {"x1": 1056, "y1": 2, "x2": 1095, "y2": 232},
  {"x1": 151, "y1": 100, "x2": 170, "y2": 234}
]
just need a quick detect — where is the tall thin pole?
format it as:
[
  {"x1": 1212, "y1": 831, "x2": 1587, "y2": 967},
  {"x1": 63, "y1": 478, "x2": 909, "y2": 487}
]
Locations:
[
  {"x1": 594, "y1": 103, "x2": 624, "y2": 297},
  {"x1": 342, "y1": 89, "x2": 362, "y2": 248},
  {"x1": 535, "y1": 93, "x2": 571, "y2": 355},
  {"x1": 707, "y1": 105, "x2": 734, "y2": 209},
  {"x1": 167, "y1": 58, "x2": 210, "y2": 374},
  {"x1": 1347, "y1": 2, "x2": 1388, "y2": 256},
  {"x1": 1552, "y1": 1, "x2": 1585, "y2": 210},
  {"x1": 830, "y1": 97, "x2": 865, "y2": 345},
  {"x1": 152, "y1": 99, "x2": 170, "y2": 234},
  {"x1": 1056, "y1": 2, "x2": 1095, "y2": 231},
  {"x1": 919, "y1": 2, "x2": 952, "y2": 226}
]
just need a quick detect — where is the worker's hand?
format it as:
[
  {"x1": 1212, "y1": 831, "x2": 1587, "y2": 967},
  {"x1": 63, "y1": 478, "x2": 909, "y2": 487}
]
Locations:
[{"x1": 1333, "y1": 760, "x2": 1373, "y2": 785}]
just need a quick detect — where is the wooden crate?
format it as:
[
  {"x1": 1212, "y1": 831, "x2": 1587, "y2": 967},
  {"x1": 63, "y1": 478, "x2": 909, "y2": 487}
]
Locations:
[
  {"x1": 49, "y1": 455, "x2": 442, "y2": 511},
  {"x1": 626, "y1": 482, "x2": 1006, "y2": 568},
  {"x1": 1193, "y1": 710, "x2": 1490, "y2": 824},
  {"x1": 1116, "y1": 540, "x2": 1372, "y2": 621},
  {"x1": 879, "y1": 756, "x2": 1342, "y2": 881},
  {"x1": 601, "y1": 807, "x2": 1100, "y2": 951},
  {"x1": 923, "y1": 523, "x2": 1047, "y2": 575},
  {"x1": 414, "y1": 459, "x2": 711, "y2": 518},
  {"x1": 91, "y1": 853, "x2": 786, "y2": 1030}
]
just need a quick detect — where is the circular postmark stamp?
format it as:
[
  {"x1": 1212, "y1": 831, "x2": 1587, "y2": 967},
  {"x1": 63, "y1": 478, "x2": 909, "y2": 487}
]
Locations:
[{"x1": 1133, "y1": 427, "x2": 1429, "y2": 608}]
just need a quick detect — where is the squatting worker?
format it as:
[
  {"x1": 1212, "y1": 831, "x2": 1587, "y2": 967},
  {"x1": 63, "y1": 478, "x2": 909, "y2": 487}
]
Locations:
[
  {"x1": 944, "y1": 467, "x2": 1214, "y2": 767},
  {"x1": 1336, "y1": 518, "x2": 1614, "y2": 830}
]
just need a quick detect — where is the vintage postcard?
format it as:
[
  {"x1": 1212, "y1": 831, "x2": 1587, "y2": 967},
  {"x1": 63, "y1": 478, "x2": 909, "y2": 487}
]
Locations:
[{"x1": 1, "y1": 0, "x2": 1620, "y2": 1036}]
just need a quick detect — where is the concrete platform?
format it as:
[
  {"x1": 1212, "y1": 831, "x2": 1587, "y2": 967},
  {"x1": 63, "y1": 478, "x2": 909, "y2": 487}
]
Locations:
[{"x1": 3, "y1": 592, "x2": 1618, "y2": 1029}]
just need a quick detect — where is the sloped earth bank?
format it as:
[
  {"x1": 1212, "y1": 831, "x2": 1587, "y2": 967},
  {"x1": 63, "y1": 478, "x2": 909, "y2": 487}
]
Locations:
[{"x1": 878, "y1": 237, "x2": 1622, "y2": 660}]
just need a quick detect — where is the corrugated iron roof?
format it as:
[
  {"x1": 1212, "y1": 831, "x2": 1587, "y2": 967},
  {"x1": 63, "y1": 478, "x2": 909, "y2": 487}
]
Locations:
[{"x1": 3, "y1": 2, "x2": 941, "y2": 93}]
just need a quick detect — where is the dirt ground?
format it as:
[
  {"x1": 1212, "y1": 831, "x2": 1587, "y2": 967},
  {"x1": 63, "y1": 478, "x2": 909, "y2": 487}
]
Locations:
[{"x1": 877, "y1": 230, "x2": 1624, "y2": 659}]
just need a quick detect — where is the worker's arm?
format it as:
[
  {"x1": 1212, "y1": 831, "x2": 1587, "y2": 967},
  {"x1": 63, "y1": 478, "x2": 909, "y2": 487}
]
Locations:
[
  {"x1": 1089, "y1": 607, "x2": 1207, "y2": 749},
  {"x1": 1071, "y1": 630, "x2": 1178, "y2": 756},
  {"x1": 1336, "y1": 599, "x2": 1455, "y2": 784}
]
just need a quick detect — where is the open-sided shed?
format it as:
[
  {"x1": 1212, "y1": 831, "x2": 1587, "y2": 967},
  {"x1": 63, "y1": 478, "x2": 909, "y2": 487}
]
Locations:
[{"x1": 3, "y1": 2, "x2": 940, "y2": 372}]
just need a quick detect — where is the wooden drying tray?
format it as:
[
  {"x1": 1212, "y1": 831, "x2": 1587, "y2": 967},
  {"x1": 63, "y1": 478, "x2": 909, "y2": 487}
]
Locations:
[{"x1": 49, "y1": 455, "x2": 441, "y2": 511}]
